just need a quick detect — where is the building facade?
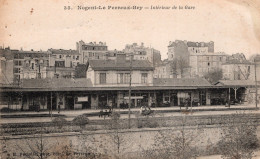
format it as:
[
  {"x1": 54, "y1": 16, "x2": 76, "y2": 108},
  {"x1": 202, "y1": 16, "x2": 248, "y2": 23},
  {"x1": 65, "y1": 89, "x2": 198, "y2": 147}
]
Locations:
[
  {"x1": 77, "y1": 40, "x2": 109, "y2": 63},
  {"x1": 87, "y1": 53, "x2": 154, "y2": 87},
  {"x1": 190, "y1": 52, "x2": 228, "y2": 77},
  {"x1": 123, "y1": 43, "x2": 161, "y2": 66},
  {"x1": 153, "y1": 60, "x2": 177, "y2": 78},
  {"x1": 167, "y1": 40, "x2": 214, "y2": 61},
  {"x1": 222, "y1": 59, "x2": 255, "y2": 80},
  {"x1": 47, "y1": 49, "x2": 81, "y2": 79},
  {"x1": 12, "y1": 50, "x2": 50, "y2": 82},
  {"x1": 0, "y1": 56, "x2": 14, "y2": 85}
]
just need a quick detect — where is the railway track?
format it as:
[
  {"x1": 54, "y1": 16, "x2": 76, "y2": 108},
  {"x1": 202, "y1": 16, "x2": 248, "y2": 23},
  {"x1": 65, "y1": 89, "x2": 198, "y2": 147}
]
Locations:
[{"x1": 1, "y1": 113, "x2": 260, "y2": 136}]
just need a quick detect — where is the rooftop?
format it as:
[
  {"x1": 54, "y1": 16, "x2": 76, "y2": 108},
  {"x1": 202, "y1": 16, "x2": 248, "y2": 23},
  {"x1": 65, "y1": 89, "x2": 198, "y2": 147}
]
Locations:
[
  {"x1": 13, "y1": 50, "x2": 50, "y2": 54},
  {"x1": 88, "y1": 59, "x2": 154, "y2": 71},
  {"x1": 222, "y1": 59, "x2": 253, "y2": 65},
  {"x1": 168, "y1": 40, "x2": 214, "y2": 47},
  {"x1": 81, "y1": 41, "x2": 107, "y2": 46},
  {"x1": 215, "y1": 80, "x2": 259, "y2": 87},
  {"x1": 190, "y1": 52, "x2": 228, "y2": 56},
  {"x1": 48, "y1": 49, "x2": 80, "y2": 55},
  {"x1": 20, "y1": 78, "x2": 93, "y2": 88},
  {"x1": 153, "y1": 78, "x2": 212, "y2": 87}
]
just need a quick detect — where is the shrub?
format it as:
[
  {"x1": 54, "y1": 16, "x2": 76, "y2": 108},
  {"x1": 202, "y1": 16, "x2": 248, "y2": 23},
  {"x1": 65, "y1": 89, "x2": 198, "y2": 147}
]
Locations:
[
  {"x1": 145, "y1": 120, "x2": 159, "y2": 128},
  {"x1": 1, "y1": 107, "x2": 16, "y2": 112},
  {"x1": 138, "y1": 118, "x2": 159, "y2": 128},
  {"x1": 110, "y1": 111, "x2": 120, "y2": 119},
  {"x1": 72, "y1": 115, "x2": 89, "y2": 129},
  {"x1": 52, "y1": 116, "x2": 67, "y2": 129},
  {"x1": 217, "y1": 113, "x2": 260, "y2": 159}
]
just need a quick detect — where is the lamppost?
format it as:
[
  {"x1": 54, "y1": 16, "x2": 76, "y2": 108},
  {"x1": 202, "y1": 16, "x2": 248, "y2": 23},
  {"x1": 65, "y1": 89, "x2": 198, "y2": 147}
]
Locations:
[{"x1": 128, "y1": 54, "x2": 133, "y2": 129}]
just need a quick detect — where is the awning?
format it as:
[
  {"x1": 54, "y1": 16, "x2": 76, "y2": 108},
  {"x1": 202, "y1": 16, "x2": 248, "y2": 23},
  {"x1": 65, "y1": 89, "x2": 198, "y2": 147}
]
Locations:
[{"x1": 124, "y1": 96, "x2": 143, "y2": 99}]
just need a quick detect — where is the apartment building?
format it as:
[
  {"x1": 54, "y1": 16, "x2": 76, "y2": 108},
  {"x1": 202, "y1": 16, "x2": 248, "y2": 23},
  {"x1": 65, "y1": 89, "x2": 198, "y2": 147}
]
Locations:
[
  {"x1": 77, "y1": 40, "x2": 109, "y2": 63},
  {"x1": 190, "y1": 52, "x2": 228, "y2": 77},
  {"x1": 123, "y1": 43, "x2": 161, "y2": 65}
]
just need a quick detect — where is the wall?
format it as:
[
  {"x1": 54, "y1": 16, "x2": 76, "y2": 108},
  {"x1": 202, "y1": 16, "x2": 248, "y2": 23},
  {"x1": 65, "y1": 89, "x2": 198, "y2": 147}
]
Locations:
[
  {"x1": 4, "y1": 125, "x2": 258, "y2": 158},
  {"x1": 0, "y1": 58, "x2": 13, "y2": 84},
  {"x1": 168, "y1": 41, "x2": 189, "y2": 61},
  {"x1": 190, "y1": 54, "x2": 227, "y2": 77}
]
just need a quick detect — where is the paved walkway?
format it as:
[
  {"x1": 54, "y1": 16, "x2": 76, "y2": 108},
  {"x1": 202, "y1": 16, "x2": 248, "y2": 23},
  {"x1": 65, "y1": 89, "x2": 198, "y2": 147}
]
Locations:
[
  {"x1": 1, "y1": 104, "x2": 258, "y2": 116},
  {"x1": 0, "y1": 104, "x2": 259, "y2": 124}
]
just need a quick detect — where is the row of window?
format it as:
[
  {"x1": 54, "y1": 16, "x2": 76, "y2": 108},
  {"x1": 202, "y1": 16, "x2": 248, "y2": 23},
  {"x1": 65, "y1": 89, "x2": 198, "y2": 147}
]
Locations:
[
  {"x1": 56, "y1": 54, "x2": 79, "y2": 60},
  {"x1": 87, "y1": 52, "x2": 104, "y2": 59},
  {"x1": 99, "y1": 73, "x2": 148, "y2": 84},
  {"x1": 197, "y1": 56, "x2": 226, "y2": 62},
  {"x1": 83, "y1": 46, "x2": 107, "y2": 51},
  {"x1": 197, "y1": 62, "x2": 221, "y2": 67},
  {"x1": 117, "y1": 73, "x2": 130, "y2": 84},
  {"x1": 14, "y1": 53, "x2": 48, "y2": 59}
]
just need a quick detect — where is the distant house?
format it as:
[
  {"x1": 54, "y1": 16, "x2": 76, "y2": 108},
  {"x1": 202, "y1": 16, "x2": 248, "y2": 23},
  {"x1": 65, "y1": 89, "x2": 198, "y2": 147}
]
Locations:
[
  {"x1": 222, "y1": 58, "x2": 255, "y2": 80},
  {"x1": 12, "y1": 50, "x2": 50, "y2": 81},
  {"x1": 153, "y1": 60, "x2": 177, "y2": 78},
  {"x1": 189, "y1": 52, "x2": 228, "y2": 77},
  {"x1": 47, "y1": 49, "x2": 81, "y2": 79},
  {"x1": 77, "y1": 41, "x2": 109, "y2": 63}
]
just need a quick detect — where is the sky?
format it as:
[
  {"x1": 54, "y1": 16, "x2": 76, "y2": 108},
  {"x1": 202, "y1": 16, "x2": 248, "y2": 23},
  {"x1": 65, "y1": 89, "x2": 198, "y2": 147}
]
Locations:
[{"x1": 0, "y1": 0, "x2": 260, "y2": 59}]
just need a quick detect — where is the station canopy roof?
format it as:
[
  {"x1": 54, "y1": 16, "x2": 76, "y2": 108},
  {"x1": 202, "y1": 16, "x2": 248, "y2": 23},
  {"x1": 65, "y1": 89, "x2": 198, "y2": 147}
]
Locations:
[
  {"x1": 0, "y1": 78, "x2": 220, "y2": 92},
  {"x1": 214, "y1": 80, "x2": 259, "y2": 87},
  {"x1": 153, "y1": 78, "x2": 212, "y2": 87}
]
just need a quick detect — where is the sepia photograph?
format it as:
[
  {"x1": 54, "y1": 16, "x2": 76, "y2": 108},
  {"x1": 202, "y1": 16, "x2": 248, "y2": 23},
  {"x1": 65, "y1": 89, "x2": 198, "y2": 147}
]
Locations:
[{"x1": 0, "y1": 0, "x2": 260, "y2": 158}]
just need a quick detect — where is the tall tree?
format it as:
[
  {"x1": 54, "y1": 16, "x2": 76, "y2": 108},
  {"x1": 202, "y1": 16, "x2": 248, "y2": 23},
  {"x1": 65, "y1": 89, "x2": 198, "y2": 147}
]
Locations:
[
  {"x1": 15, "y1": 125, "x2": 57, "y2": 159},
  {"x1": 104, "y1": 112, "x2": 130, "y2": 158},
  {"x1": 170, "y1": 57, "x2": 190, "y2": 78},
  {"x1": 75, "y1": 64, "x2": 87, "y2": 78},
  {"x1": 142, "y1": 116, "x2": 201, "y2": 159},
  {"x1": 203, "y1": 68, "x2": 223, "y2": 84}
]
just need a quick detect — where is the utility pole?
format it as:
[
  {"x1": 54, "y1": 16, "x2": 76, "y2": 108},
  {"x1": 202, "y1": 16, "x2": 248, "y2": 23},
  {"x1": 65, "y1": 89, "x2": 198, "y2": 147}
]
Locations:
[
  {"x1": 254, "y1": 60, "x2": 258, "y2": 108},
  {"x1": 50, "y1": 92, "x2": 53, "y2": 120},
  {"x1": 228, "y1": 87, "x2": 231, "y2": 108},
  {"x1": 38, "y1": 64, "x2": 41, "y2": 79},
  {"x1": 128, "y1": 54, "x2": 133, "y2": 129},
  {"x1": 190, "y1": 92, "x2": 193, "y2": 113}
]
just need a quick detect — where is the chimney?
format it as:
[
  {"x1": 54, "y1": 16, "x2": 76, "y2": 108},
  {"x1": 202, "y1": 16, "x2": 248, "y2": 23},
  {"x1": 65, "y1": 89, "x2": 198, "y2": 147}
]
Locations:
[{"x1": 116, "y1": 53, "x2": 126, "y2": 64}]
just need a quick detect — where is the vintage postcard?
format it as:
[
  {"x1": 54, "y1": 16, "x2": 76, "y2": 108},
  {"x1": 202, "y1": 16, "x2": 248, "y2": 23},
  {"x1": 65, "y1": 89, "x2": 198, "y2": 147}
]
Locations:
[{"x1": 0, "y1": 0, "x2": 260, "y2": 158}]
